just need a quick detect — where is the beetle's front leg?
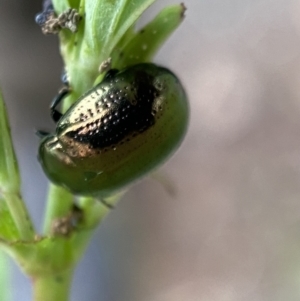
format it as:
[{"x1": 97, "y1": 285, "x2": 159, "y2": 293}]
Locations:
[{"x1": 50, "y1": 86, "x2": 70, "y2": 123}]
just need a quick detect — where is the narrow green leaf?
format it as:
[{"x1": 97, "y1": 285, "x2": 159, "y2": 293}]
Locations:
[
  {"x1": 112, "y1": 4, "x2": 186, "y2": 68},
  {"x1": 0, "y1": 89, "x2": 34, "y2": 240},
  {"x1": 52, "y1": 0, "x2": 74, "y2": 14},
  {"x1": 0, "y1": 90, "x2": 20, "y2": 194},
  {"x1": 0, "y1": 251, "x2": 12, "y2": 301},
  {"x1": 0, "y1": 199, "x2": 19, "y2": 241},
  {"x1": 69, "y1": 0, "x2": 81, "y2": 10},
  {"x1": 105, "y1": 0, "x2": 158, "y2": 53},
  {"x1": 84, "y1": 0, "x2": 156, "y2": 55}
]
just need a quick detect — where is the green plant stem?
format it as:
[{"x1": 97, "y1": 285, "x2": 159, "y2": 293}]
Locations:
[
  {"x1": 43, "y1": 185, "x2": 74, "y2": 234},
  {"x1": 32, "y1": 269, "x2": 73, "y2": 301},
  {"x1": 3, "y1": 193, "x2": 34, "y2": 241},
  {"x1": 0, "y1": 250, "x2": 11, "y2": 301}
]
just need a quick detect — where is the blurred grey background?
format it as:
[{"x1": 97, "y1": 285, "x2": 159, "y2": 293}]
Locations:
[{"x1": 1, "y1": 0, "x2": 300, "y2": 300}]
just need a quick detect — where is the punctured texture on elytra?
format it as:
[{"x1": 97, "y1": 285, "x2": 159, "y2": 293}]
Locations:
[{"x1": 39, "y1": 63, "x2": 188, "y2": 197}]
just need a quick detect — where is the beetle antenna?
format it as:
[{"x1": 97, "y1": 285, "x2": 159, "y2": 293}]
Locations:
[{"x1": 35, "y1": 130, "x2": 50, "y2": 138}]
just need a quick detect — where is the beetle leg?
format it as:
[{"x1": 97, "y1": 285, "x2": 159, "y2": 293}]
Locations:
[
  {"x1": 103, "y1": 69, "x2": 119, "y2": 80},
  {"x1": 35, "y1": 130, "x2": 50, "y2": 138},
  {"x1": 99, "y1": 198, "x2": 115, "y2": 209},
  {"x1": 50, "y1": 86, "x2": 70, "y2": 123}
]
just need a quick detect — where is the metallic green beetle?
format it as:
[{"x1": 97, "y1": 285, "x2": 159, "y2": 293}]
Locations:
[{"x1": 38, "y1": 63, "x2": 189, "y2": 197}]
